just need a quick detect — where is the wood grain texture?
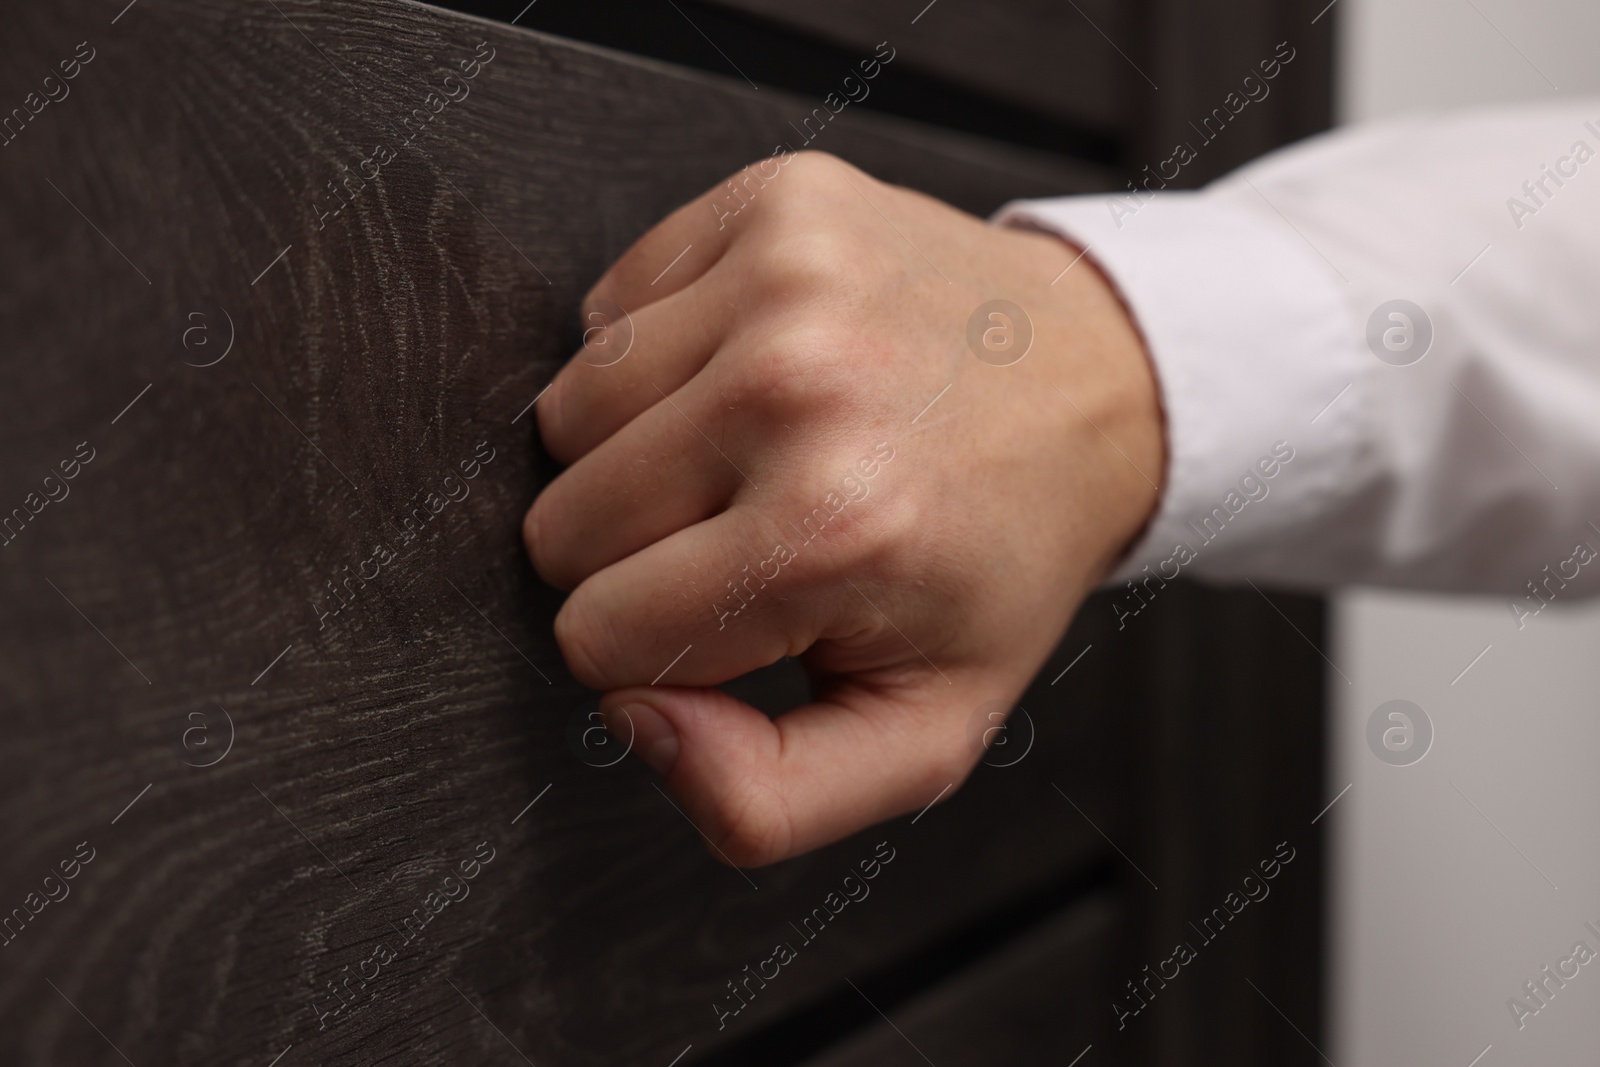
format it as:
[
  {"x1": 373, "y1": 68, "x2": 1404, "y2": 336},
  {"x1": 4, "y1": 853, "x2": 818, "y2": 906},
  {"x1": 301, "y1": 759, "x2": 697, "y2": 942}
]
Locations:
[
  {"x1": 0, "y1": 1, "x2": 1328, "y2": 1065},
  {"x1": 0, "y1": 2, "x2": 1117, "y2": 1065}
]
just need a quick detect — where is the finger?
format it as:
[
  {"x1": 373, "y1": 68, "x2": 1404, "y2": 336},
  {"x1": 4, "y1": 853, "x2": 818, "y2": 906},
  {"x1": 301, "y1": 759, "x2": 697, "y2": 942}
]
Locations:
[
  {"x1": 588, "y1": 158, "x2": 778, "y2": 312},
  {"x1": 541, "y1": 263, "x2": 734, "y2": 465},
  {"x1": 599, "y1": 676, "x2": 990, "y2": 867},
  {"x1": 546, "y1": 504, "x2": 822, "y2": 685},
  {"x1": 526, "y1": 342, "x2": 781, "y2": 590},
  {"x1": 525, "y1": 407, "x2": 746, "y2": 594}
]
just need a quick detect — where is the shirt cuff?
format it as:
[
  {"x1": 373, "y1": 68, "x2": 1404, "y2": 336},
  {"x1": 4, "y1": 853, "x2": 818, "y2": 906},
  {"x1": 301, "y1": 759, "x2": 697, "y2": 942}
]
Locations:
[{"x1": 993, "y1": 190, "x2": 1367, "y2": 589}]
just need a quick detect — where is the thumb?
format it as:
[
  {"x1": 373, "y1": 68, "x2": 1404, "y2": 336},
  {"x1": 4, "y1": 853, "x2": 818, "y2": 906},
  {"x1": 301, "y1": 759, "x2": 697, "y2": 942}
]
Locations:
[{"x1": 600, "y1": 675, "x2": 995, "y2": 868}]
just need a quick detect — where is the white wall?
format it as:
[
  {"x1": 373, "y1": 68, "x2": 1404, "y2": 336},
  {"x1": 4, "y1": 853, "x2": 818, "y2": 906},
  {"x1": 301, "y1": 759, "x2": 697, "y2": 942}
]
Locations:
[
  {"x1": 1338, "y1": 0, "x2": 1600, "y2": 123},
  {"x1": 1332, "y1": 3, "x2": 1600, "y2": 1064}
]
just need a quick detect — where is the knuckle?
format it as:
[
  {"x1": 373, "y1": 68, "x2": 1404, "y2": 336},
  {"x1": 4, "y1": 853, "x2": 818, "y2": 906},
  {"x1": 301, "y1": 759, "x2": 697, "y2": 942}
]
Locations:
[
  {"x1": 732, "y1": 329, "x2": 859, "y2": 419},
  {"x1": 852, "y1": 485, "x2": 928, "y2": 572},
  {"x1": 729, "y1": 151, "x2": 852, "y2": 221},
  {"x1": 783, "y1": 150, "x2": 853, "y2": 188},
  {"x1": 749, "y1": 227, "x2": 863, "y2": 299},
  {"x1": 704, "y1": 783, "x2": 794, "y2": 868}
]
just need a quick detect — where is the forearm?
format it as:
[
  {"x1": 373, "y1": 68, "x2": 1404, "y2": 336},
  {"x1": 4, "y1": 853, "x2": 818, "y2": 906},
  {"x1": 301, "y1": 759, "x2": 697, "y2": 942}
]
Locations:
[{"x1": 1001, "y1": 98, "x2": 1600, "y2": 598}]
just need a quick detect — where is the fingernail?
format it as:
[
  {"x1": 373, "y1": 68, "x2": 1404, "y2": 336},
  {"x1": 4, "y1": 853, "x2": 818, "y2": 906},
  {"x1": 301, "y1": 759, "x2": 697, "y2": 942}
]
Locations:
[{"x1": 602, "y1": 697, "x2": 679, "y2": 777}]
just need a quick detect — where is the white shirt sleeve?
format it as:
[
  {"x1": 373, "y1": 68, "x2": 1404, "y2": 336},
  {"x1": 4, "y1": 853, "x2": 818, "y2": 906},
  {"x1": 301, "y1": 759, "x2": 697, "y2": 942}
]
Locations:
[{"x1": 995, "y1": 98, "x2": 1600, "y2": 602}]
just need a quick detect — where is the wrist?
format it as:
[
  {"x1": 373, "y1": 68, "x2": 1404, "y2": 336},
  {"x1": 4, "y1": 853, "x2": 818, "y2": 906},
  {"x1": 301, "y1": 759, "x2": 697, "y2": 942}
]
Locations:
[{"x1": 1021, "y1": 230, "x2": 1167, "y2": 582}]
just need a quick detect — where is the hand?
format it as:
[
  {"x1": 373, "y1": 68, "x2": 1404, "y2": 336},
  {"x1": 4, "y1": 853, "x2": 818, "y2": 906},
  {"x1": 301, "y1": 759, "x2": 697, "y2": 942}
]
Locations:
[{"x1": 525, "y1": 152, "x2": 1163, "y2": 867}]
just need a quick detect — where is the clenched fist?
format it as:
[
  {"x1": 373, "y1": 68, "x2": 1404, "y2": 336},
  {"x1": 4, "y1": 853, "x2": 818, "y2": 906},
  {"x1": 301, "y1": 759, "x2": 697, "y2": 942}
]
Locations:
[{"x1": 525, "y1": 152, "x2": 1163, "y2": 866}]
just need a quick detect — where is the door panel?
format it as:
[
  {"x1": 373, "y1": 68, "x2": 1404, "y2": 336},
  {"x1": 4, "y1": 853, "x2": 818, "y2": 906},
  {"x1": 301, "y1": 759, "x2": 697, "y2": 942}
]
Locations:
[{"x1": 0, "y1": 1, "x2": 1328, "y2": 1065}]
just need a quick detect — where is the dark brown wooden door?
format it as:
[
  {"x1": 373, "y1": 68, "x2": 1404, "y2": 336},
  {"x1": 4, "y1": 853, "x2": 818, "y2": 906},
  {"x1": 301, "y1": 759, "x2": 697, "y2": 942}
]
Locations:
[{"x1": 0, "y1": 1, "x2": 1331, "y2": 1064}]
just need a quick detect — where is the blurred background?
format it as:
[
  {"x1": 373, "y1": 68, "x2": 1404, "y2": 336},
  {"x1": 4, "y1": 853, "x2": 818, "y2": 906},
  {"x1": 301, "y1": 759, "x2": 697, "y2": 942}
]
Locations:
[{"x1": 1334, "y1": 1, "x2": 1600, "y2": 1063}]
